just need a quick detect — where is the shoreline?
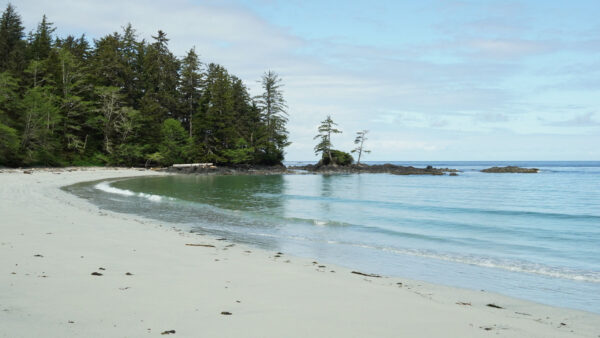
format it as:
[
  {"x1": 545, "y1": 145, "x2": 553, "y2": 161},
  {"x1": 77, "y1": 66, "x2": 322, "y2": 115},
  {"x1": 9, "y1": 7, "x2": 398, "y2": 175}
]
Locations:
[{"x1": 1, "y1": 168, "x2": 599, "y2": 337}]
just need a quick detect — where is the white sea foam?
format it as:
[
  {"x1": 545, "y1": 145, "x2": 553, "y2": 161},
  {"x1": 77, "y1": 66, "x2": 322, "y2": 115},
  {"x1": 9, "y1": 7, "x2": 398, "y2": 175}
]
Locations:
[
  {"x1": 95, "y1": 181, "x2": 135, "y2": 196},
  {"x1": 95, "y1": 182, "x2": 163, "y2": 202}
]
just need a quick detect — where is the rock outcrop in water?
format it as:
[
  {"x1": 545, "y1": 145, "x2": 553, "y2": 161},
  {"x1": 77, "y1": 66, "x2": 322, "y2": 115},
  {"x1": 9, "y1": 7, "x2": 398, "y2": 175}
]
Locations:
[
  {"x1": 161, "y1": 163, "x2": 462, "y2": 176},
  {"x1": 163, "y1": 164, "x2": 289, "y2": 175},
  {"x1": 481, "y1": 166, "x2": 539, "y2": 173},
  {"x1": 290, "y1": 163, "x2": 459, "y2": 176}
]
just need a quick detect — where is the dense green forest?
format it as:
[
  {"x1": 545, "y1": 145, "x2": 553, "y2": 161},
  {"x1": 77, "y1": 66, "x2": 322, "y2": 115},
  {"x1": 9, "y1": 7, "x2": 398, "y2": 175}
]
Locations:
[{"x1": 0, "y1": 4, "x2": 289, "y2": 167}]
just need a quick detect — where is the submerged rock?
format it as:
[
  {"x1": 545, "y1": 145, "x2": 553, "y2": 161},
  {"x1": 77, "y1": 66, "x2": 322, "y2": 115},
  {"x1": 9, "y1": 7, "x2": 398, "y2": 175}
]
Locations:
[{"x1": 481, "y1": 166, "x2": 539, "y2": 173}]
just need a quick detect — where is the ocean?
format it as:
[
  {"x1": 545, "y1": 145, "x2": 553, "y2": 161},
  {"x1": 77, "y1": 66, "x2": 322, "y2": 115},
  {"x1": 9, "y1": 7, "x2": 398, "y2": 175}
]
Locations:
[{"x1": 64, "y1": 161, "x2": 600, "y2": 313}]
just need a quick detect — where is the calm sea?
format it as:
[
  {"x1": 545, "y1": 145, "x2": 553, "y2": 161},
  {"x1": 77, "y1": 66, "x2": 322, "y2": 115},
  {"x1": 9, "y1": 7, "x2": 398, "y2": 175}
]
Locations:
[{"x1": 65, "y1": 161, "x2": 600, "y2": 313}]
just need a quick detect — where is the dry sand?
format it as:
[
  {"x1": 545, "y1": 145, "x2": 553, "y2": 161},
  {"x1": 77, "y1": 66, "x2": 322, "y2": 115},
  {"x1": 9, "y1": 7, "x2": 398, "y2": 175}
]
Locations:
[{"x1": 1, "y1": 168, "x2": 598, "y2": 337}]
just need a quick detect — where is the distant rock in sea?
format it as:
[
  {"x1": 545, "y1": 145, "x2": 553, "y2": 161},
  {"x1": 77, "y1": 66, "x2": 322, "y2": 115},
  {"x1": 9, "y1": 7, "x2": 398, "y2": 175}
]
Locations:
[{"x1": 481, "y1": 166, "x2": 539, "y2": 173}]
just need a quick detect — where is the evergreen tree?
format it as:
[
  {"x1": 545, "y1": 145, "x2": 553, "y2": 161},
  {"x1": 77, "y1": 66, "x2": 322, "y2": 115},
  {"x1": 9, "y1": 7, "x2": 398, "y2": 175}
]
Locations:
[
  {"x1": 120, "y1": 24, "x2": 142, "y2": 107},
  {"x1": 351, "y1": 130, "x2": 370, "y2": 165},
  {"x1": 0, "y1": 3, "x2": 26, "y2": 73},
  {"x1": 55, "y1": 34, "x2": 90, "y2": 60},
  {"x1": 90, "y1": 32, "x2": 125, "y2": 88},
  {"x1": 195, "y1": 63, "x2": 233, "y2": 162},
  {"x1": 27, "y1": 15, "x2": 55, "y2": 61},
  {"x1": 0, "y1": 71, "x2": 18, "y2": 125},
  {"x1": 138, "y1": 30, "x2": 180, "y2": 149},
  {"x1": 0, "y1": 71, "x2": 19, "y2": 164},
  {"x1": 56, "y1": 48, "x2": 92, "y2": 154},
  {"x1": 256, "y1": 70, "x2": 289, "y2": 163},
  {"x1": 158, "y1": 118, "x2": 188, "y2": 165},
  {"x1": 0, "y1": 121, "x2": 18, "y2": 165},
  {"x1": 179, "y1": 47, "x2": 202, "y2": 137},
  {"x1": 314, "y1": 115, "x2": 342, "y2": 164}
]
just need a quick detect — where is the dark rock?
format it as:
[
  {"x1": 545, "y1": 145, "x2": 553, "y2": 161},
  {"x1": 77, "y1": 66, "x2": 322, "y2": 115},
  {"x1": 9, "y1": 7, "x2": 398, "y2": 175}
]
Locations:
[
  {"x1": 290, "y1": 163, "x2": 454, "y2": 176},
  {"x1": 221, "y1": 311, "x2": 232, "y2": 315},
  {"x1": 161, "y1": 330, "x2": 176, "y2": 335},
  {"x1": 481, "y1": 166, "x2": 538, "y2": 173},
  {"x1": 91, "y1": 272, "x2": 103, "y2": 276}
]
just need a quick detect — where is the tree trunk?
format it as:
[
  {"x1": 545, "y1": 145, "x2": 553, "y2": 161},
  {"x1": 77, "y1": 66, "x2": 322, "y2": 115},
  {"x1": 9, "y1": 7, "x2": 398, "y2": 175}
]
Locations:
[{"x1": 357, "y1": 138, "x2": 365, "y2": 165}]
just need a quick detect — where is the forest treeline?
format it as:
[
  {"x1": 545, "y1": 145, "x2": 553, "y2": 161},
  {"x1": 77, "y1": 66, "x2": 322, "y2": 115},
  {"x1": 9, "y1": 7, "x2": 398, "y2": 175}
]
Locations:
[{"x1": 0, "y1": 4, "x2": 289, "y2": 167}]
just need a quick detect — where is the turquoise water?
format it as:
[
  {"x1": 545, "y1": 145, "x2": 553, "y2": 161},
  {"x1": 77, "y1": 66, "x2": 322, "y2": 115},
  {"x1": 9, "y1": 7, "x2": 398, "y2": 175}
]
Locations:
[{"x1": 65, "y1": 161, "x2": 600, "y2": 313}]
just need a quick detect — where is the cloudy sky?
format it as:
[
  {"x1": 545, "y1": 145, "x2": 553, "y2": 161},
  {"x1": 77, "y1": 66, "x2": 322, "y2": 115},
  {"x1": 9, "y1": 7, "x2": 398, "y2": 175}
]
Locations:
[{"x1": 8, "y1": 0, "x2": 600, "y2": 161}]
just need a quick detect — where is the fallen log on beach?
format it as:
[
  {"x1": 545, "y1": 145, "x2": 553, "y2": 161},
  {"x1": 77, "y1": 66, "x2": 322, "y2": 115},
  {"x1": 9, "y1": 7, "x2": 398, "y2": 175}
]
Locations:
[
  {"x1": 172, "y1": 163, "x2": 215, "y2": 168},
  {"x1": 185, "y1": 243, "x2": 216, "y2": 247},
  {"x1": 351, "y1": 271, "x2": 382, "y2": 278}
]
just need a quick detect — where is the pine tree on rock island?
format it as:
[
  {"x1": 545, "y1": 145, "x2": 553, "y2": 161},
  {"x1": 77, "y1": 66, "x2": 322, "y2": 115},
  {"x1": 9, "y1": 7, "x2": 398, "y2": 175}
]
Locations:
[
  {"x1": 314, "y1": 115, "x2": 352, "y2": 166},
  {"x1": 351, "y1": 130, "x2": 370, "y2": 165}
]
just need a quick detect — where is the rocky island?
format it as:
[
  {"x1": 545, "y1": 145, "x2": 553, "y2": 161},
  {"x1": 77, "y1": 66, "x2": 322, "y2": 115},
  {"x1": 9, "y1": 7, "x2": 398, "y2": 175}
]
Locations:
[
  {"x1": 290, "y1": 163, "x2": 459, "y2": 176},
  {"x1": 481, "y1": 166, "x2": 539, "y2": 173}
]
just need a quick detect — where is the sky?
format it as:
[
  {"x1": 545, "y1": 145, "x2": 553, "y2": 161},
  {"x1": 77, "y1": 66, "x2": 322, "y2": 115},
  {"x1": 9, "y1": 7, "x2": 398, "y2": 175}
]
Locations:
[{"x1": 6, "y1": 0, "x2": 600, "y2": 160}]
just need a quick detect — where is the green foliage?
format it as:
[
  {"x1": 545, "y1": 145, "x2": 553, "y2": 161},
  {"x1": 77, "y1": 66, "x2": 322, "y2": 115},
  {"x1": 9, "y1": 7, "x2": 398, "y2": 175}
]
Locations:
[
  {"x1": 351, "y1": 130, "x2": 370, "y2": 165},
  {"x1": 0, "y1": 122, "x2": 19, "y2": 165},
  {"x1": 0, "y1": 71, "x2": 18, "y2": 124},
  {"x1": 321, "y1": 149, "x2": 353, "y2": 166},
  {"x1": 112, "y1": 143, "x2": 145, "y2": 166},
  {"x1": 145, "y1": 152, "x2": 163, "y2": 167},
  {"x1": 0, "y1": 7, "x2": 290, "y2": 168},
  {"x1": 222, "y1": 138, "x2": 254, "y2": 164},
  {"x1": 158, "y1": 118, "x2": 188, "y2": 166},
  {"x1": 256, "y1": 70, "x2": 289, "y2": 161},
  {"x1": 20, "y1": 86, "x2": 61, "y2": 165},
  {"x1": 0, "y1": 3, "x2": 26, "y2": 73},
  {"x1": 314, "y1": 115, "x2": 342, "y2": 163}
]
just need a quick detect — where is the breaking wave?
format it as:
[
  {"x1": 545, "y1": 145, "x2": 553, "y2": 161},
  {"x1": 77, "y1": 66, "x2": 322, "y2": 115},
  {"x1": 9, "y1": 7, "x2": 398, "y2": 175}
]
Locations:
[{"x1": 94, "y1": 181, "x2": 165, "y2": 202}]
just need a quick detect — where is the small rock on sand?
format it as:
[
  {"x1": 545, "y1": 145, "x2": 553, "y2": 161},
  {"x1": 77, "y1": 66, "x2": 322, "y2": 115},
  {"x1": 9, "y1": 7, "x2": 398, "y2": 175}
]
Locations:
[{"x1": 161, "y1": 329, "x2": 176, "y2": 335}]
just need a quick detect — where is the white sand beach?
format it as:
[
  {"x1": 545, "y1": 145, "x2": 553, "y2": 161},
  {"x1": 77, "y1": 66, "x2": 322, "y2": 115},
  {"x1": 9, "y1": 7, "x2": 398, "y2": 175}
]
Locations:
[{"x1": 1, "y1": 168, "x2": 598, "y2": 337}]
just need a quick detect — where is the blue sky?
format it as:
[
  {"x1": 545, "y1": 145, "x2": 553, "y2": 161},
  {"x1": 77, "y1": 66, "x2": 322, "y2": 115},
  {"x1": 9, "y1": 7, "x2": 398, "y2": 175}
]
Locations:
[{"x1": 8, "y1": 0, "x2": 600, "y2": 160}]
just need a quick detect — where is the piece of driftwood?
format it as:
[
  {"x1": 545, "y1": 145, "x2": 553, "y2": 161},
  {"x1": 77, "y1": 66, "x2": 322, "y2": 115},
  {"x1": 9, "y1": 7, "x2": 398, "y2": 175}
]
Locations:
[
  {"x1": 161, "y1": 330, "x2": 176, "y2": 335},
  {"x1": 185, "y1": 243, "x2": 215, "y2": 247},
  {"x1": 172, "y1": 163, "x2": 214, "y2": 168},
  {"x1": 351, "y1": 271, "x2": 381, "y2": 278}
]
